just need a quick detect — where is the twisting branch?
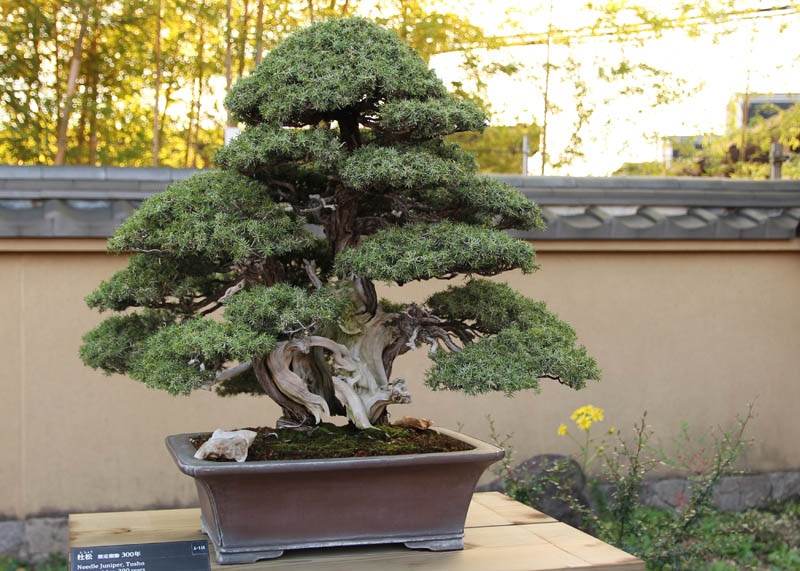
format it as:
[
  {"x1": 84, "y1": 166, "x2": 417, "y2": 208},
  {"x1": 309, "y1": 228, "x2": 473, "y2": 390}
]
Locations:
[
  {"x1": 381, "y1": 303, "x2": 475, "y2": 377},
  {"x1": 221, "y1": 279, "x2": 245, "y2": 300},
  {"x1": 300, "y1": 194, "x2": 337, "y2": 215},
  {"x1": 195, "y1": 275, "x2": 247, "y2": 315},
  {"x1": 216, "y1": 361, "x2": 253, "y2": 382},
  {"x1": 303, "y1": 259, "x2": 323, "y2": 289}
]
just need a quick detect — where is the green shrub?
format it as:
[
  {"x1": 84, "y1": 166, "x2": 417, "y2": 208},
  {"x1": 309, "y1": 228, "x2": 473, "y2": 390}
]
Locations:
[{"x1": 492, "y1": 402, "x2": 800, "y2": 569}]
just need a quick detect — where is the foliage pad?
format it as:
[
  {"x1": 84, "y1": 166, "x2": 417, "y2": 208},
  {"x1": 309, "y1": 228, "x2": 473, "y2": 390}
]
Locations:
[{"x1": 426, "y1": 280, "x2": 600, "y2": 394}]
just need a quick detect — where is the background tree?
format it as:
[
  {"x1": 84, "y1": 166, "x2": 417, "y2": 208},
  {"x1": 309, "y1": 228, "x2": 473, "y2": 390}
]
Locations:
[
  {"x1": 53, "y1": 0, "x2": 90, "y2": 165},
  {"x1": 448, "y1": 123, "x2": 540, "y2": 174},
  {"x1": 614, "y1": 104, "x2": 800, "y2": 179},
  {"x1": 80, "y1": 18, "x2": 599, "y2": 431},
  {"x1": 153, "y1": 0, "x2": 164, "y2": 165},
  {"x1": 0, "y1": 0, "x2": 61, "y2": 163},
  {"x1": 0, "y1": 0, "x2": 507, "y2": 166},
  {"x1": 466, "y1": 1, "x2": 704, "y2": 175},
  {"x1": 2, "y1": 1, "x2": 796, "y2": 172}
]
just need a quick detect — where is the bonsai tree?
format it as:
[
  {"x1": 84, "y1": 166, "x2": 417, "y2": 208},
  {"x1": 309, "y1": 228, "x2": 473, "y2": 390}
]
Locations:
[{"x1": 80, "y1": 17, "x2": 600, "y2": 432}]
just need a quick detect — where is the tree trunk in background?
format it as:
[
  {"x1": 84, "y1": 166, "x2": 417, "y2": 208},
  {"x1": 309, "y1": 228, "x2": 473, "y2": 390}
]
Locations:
[
  {"x1": 87, "y1": 33, "x2": 99, "y2": 164},
  {"x1": 225, "y1": 0, "x2": 232, "y2": 92},
  {"x1": 254, "y1": 0, "x2": 265, "y2": 65},
  {"x1": 54, "y1": 2, "x2": 90, "y2": 165},
  {"x1": 237, "y1": 0, "x2": 251, "y2": 79},
  {"x1": 185, "y1": 24, "x2": 205, "y2": 168},
  {"x1": 153, "y1": 0, "x2": 163, "y2": 166}
]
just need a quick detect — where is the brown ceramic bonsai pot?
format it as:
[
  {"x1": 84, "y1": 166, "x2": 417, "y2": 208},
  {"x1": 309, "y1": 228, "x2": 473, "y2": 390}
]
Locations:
[{"x1": 166, "y1": 427, "x2": 504, "y2": 565}]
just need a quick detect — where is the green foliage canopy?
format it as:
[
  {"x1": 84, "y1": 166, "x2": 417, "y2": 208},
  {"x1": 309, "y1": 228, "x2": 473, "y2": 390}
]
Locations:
[
  {"x1": 81, "y1": 17, "x2": 599, "y2": 423},
  {"x1": 333, "y1": 222, "x2": 537, "y2": 284},
  {"x1": 225, "y1": 17, "x2": 447, "y2": 127},
  {"x1": 108, "y1": 170, "x2": 318, "y2": 262},
  {"x1": 425, "y1": 280, "x2": 599, "y2": 394}
]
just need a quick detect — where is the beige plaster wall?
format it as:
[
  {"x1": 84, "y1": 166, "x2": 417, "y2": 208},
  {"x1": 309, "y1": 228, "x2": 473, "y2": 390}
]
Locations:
[
  {"x1": 397, "y1": 245, "x2": 800, "y2": 479},
  {"x1": 2, "y1": 239, "x2": 799, "y2": 519}
]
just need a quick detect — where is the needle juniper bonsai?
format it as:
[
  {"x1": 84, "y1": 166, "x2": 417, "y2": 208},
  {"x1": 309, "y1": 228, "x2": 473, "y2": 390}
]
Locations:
[{"x1": 80, "y1": 17, "x2": 599, "y2": 431}]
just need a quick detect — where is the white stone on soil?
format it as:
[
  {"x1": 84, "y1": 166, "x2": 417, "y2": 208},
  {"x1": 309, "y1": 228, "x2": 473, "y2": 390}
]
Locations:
[{"x1": 194, "y1": 429, "x2": 257, "y2": 462}]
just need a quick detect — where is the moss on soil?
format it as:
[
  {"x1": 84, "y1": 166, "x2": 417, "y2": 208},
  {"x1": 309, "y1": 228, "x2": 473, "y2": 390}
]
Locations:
[{"x1": 191, "y1": 423, "x2": 474, "y2": 461}]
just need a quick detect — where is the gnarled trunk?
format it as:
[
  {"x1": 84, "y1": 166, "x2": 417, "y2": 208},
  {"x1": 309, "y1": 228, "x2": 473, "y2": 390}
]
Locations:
[
  {"x1": 250, "y1": 278, "x2": 417, "y2": 429},
  {"x1": 259, "y1": 327, "x2": 410, "y2": 429}
]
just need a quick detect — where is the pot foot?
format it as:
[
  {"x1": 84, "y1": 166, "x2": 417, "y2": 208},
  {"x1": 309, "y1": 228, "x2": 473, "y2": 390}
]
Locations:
[
  {"x1": 404, "y1": 537, "x2": 464, "y2": 551},
  {"x1": 214, "y1": 548, "x2": 284, "y2": 564}
]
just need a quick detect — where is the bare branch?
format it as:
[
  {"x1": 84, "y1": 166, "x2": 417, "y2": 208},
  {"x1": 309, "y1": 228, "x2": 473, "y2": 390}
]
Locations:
[
  {"x1": 221, "y1": 279, "x2": 245, "y2": 300},
  {"x1": 303, "y1": 259, "x2": 323, "y2": 289},
  {"x1": 216, "y1": 361, "x2": 253, "y2": 382}
]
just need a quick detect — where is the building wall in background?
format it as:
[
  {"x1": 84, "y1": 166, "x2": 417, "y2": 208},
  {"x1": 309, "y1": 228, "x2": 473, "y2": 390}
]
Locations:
[{"x1": 1, "y1": 238, "x2": 798, "y2": 519}]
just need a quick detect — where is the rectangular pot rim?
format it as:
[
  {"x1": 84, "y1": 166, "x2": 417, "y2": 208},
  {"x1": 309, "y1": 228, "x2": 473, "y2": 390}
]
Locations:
[{"x1": 166, "y1": 426, "x2": 504, "y2": 477}]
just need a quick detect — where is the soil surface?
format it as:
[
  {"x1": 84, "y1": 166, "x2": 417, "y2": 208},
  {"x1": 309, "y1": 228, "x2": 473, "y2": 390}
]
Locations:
[{"x1": 190, "y1": 423, "x2": 474, "y2": 461}]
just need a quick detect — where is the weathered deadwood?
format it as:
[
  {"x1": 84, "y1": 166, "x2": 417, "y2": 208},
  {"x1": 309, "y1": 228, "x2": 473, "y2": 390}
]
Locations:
[
  {"x1": 253, "y1": 355, "x2": 317, "y2": 427},
  {"x1": 266, "y1": 340, "x2": 334, "y2": 425},
  {"x1": 247, "y1": 278, "x2": 476, "y2": 430},
  {"x1": 216, "y1": 360, "x2": 253, "y2": 382}
]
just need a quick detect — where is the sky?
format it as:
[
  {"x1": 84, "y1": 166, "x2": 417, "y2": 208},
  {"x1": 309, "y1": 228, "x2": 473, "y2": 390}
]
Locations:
[{"x1": 426, "y1": 1, "x2": 800, "y2": 175}]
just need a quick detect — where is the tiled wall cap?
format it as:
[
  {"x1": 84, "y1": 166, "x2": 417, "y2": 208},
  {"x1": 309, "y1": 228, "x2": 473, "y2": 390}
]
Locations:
[{"x1": 0, "y1": 166, "x2": 798, "y2": 240}]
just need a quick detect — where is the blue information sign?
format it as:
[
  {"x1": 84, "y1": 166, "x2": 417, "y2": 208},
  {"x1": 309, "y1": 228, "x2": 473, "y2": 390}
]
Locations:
[{"x1": 70, "y1": 540, "x2": 210, "y2": 571}]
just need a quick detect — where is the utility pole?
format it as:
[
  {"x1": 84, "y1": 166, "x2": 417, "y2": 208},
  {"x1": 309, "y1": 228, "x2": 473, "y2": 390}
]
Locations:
[
  {"x1": 522, "y1": 135, "x2": 530, "y2": 175},
  {"x1": 769, "y1": 141, "x2": 787, "y2": 180},
  {"x1": 540, "y1": 0, "x2": 553, "y2": 176},
  {"x1": 739, "y1": 71, "x2": 750, "y2": 162}
]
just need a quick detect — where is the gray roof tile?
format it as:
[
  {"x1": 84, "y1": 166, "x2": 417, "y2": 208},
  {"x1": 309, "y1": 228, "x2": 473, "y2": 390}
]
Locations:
[{"x1": 0, "y1": 166, "x2": 799, "y2": 240}]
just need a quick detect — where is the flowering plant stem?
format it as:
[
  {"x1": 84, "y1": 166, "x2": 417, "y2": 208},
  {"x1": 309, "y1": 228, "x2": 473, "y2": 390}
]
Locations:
[{"x1": 494, "y1": 401, "x2": 759, "y2": 568}]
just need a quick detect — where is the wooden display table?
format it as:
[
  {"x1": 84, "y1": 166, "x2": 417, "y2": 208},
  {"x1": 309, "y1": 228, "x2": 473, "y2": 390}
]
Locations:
[{"x1": 69, "y1": 492, "x2": 644, "y2": 571}]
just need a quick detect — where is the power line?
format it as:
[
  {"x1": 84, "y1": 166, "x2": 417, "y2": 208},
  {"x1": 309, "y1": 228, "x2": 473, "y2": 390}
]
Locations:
[{"x1": 449, "y1": 4, "x2": 799, "y2": 51}]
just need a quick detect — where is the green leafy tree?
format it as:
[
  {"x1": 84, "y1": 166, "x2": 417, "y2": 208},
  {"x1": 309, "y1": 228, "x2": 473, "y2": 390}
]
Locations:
[
  {"x1": 0, "y1": 0, "x2": 60, "y2": 163},
  {"x1": 615, "y1": 104, "x2": 800, "y2": 179},
  {"x1": 494, "y1": 2, "x2": 699, "y2": 174},
  {"x1": 448, "y1": 123, "x2": 540, "y2": 174},
  {"x1": 368, "y1": 0, "x2": 493, "y2": 63},
  {"x1": 480, "y1": 1, "x2": 798, "y2": 174},
  {"x1": 0, "y1": 0, "x2": 518, "y2": 167},
  {"x1": 80, "y1": 18, "x2": 601, "y2": 430},
  {"x1": 42, "y1": 1, "x2": 538, "y2": 166}
]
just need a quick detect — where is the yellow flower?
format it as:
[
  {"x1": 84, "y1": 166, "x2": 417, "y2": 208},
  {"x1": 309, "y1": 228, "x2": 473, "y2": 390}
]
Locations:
[
  {"x1": 570, "y1": 405, "x2": 605, "y2": 431},
  {"x1": 557, "y1": 423, "x2": 567, "y2": 436},
  {"x1": 608, "y1": 427, "x2": 616, "y2": 434}
]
